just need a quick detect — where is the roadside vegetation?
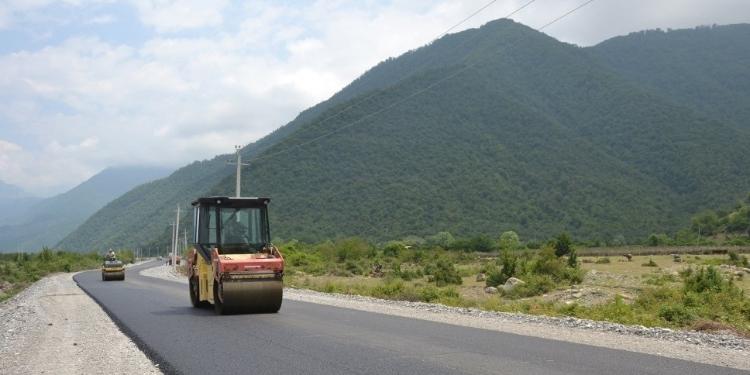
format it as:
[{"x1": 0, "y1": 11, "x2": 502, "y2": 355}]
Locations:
[
  {"x1": 280, "y1": 227, "x2": 750, "y2": 335},
  {"x1": 0, "y1": 248, "x2": 133, "y2": 301}
]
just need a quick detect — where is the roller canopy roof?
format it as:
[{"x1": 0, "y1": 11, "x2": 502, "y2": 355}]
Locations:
[{"x1": 191, "y1": 196, "x2": 270, "y2": 208}]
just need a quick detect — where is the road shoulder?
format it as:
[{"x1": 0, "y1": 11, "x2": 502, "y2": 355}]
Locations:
[
  {"x1": 0, "y1": 272, "x2": 161, "y2": 375},
  {"x1": 141, "y1": 263, "x2": 750, "y2": 370}
]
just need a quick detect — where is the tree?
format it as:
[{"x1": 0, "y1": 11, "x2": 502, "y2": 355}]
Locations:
[
  {"x1": 553, "y1": 233, "x2": 572, "y2": 257},
  {"x1": 499, "y1": 231, "x2": 520, "y2": 251},
  {"x1": 647, "y1": 233, "x2": 671, "y2": 246},
  {"x1": 691, "y1": 210, "x2": 719, "y2": 236},
  {"x1": 426, "y1": 231, "x2": 455, "y2": 249},
  {"x1": 567, "y1": 248, "x2": 578, "y2": 268}
]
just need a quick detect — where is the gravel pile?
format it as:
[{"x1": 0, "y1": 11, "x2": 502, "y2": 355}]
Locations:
[{"x1": 141, "y1": 264, "x2": 185, "y2": 282}]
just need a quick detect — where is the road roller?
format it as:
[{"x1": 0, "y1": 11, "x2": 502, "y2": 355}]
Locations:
[
  {"x1": 101, "y1": 259, "x2": 125, "y2": 281},
  {"x1": 187, "y1": 196, "x2": 284, "y2": 314}
]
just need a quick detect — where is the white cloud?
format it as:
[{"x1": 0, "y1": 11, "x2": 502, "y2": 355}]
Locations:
[
  {"x1": 87, "y1": 13, "x2": 115, "y2": 25},
  {"x1": 0, "y1": 0, "x2": 749, "y2": 196},
  {"x1": 130, "y1": 0, "x2": 228, "y2": 32}
]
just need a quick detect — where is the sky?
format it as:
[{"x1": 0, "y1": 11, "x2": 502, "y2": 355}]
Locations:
[{"x1": 1, "y1": 0, "x2": 749, "y2": 197}]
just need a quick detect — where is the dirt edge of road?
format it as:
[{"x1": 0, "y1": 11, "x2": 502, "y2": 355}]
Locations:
[{"x1": 0, "y1": 272, "x2": 162, "y2": 375}]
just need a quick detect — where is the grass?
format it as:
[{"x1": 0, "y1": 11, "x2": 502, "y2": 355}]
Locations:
[
  {"x1": 280, "y1": 239, "x2": 750, "y2": 335},
  {"x1": 577, "y1": 245, "x2": 750, "y2": 257},
  {"x1": 0, "y1": 248, "x2": 133, "y2": 302}
]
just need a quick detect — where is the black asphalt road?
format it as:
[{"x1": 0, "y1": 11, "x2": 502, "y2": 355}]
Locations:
[{"x1": 74, "y1": 261, "x2": 746, "y2": 375}]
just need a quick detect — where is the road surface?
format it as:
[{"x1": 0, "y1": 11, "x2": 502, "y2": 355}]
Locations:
[{"x1": 74, "y1": 261, "x2": 747, "y2": 375}]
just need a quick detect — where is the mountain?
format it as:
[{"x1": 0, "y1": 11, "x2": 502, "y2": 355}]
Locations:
[
  {"x1": 60, "y1": 20, "x2": 750, "y2": 250},
  {"x1": 0, "y1": 166, "x2": 170, "y2": 252},
  {"x1": 0, "y1": 181, "x2": 40, "y2": 226},
  {"x1": 56, "y1": 30, "x2": 465, "y2": 252},
  {"x1": 589, "y1": 24, "x2": 750, "y2": 129}
]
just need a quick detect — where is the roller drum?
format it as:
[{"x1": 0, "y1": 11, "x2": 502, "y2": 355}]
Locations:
[
  {"x1": 219, "y1": 279, "x2": 283, "y2": 313},
  {"x1": 102, "y1": 271, "x2": 125, "y2": 281}
]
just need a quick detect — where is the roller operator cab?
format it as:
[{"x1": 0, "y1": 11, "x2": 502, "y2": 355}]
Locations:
[{"x1": 187, "y1": 197, "x2": 284, "y2": 314}]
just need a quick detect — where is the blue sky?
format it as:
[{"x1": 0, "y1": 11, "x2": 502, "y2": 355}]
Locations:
[{"x1": 1, "y1": 0, "x2": 749, "y2": 196}]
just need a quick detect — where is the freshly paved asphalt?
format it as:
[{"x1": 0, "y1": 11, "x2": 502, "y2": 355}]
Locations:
[{"x1": 74, "y1": 261, "x2": 747, "y2": 375}]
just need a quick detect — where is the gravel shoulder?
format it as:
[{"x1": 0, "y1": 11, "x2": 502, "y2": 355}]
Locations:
[
  {"x1": 141, "y1": 264, "x2": 750, "y2": 370},
  {"x1": 0, "y1": 272, "x2": 162, "y2": 375}
]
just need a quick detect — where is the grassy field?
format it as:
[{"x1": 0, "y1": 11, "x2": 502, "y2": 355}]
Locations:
[
  {"x1": 577, "y1": 245, "x2": 750, "y2": 257},
  {"x1": 282, "y1": 240, "x2": 750, "y2": 335}
]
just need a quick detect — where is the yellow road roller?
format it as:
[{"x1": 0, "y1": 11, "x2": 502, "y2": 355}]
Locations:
[
  {"x1": 101, "y1": 259, "x2": 125, "y2": 281},
  {"x1": 187, "y1": 196, "x2": 284, "y2": 314}
]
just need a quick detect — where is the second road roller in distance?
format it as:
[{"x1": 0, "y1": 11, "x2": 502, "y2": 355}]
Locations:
[
  {"x1": 101, "y1": 251, "x2": 125, "y2": 281},
  {"x1": 187, "y1": 196, "x2": 284, "y2": 314}
]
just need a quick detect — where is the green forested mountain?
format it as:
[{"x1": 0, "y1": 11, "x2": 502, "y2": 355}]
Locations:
[
  {"x1": 590, "y1": 24, "x2": 750, "y2": 128},
  {"x1": 0, "y1": 167, "x2": 169, "y2": 252},
  {"x1": 60, "y1": 20, "x2": 750, "y2": 250}
]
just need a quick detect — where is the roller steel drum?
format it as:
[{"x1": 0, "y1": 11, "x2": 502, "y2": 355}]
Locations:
[
  {"x1": 218, "y1": 279, "x2": 282, "y2": 314},
  {"x1": 102, "y1": 271, "x2": 125, "y2": 281}
]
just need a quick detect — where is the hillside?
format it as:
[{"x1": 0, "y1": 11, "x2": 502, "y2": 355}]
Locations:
[
  {"x1": 61, "y1": 19, "x2": 750, "y2": 249},
  {"x1": 0, "y1": 181, "x2": 40, "y2": 226},
  {"x1": 590, "y1": 24, "x2": 750, "y2": 128},
  {"x1": 0, "y1": 167, "x2": 169, "y2": 252},
  {"x1": 56, "y1": 53, "x2": 427, "y2": 251},
  {"x1": 211, "y1": 20, "x2": 750, "y2": 243}
]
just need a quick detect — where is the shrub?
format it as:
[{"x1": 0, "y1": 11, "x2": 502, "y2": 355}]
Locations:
[
  {"x1": 642, "y1": 258, "x2": 658, "y2": 267},
  {"x1": 382, "y1": 242, "x2": 405, "y2": 258},
  {"x1": 647, "y1": 233, "x2": 672, "y2": 246},
  {"x1": 334, "y1": 238, "x2": 371, "y2": 262},
  {"x1": 658, "y1": 304, "x2": 694, "y2": 325},
  {"x1": 427, "y1": 258, "x2": 462, "y2": 286},
  {"x1": 503, "y1": 274, "x2": 556, "y2": 298},
  {"x1": 683, "y1": 266, "x2": 729, "y2": 294},
  {"x1": 727, "y1": 251, "x2": 749, "y2": 267},
  {"x1": 567, "y1": 249, "x2": 578, "y2": 268},
  {"x1": 499, "y1": 231, "x2": 520, "y2": 251},
  {"x1": 595, "y1": 257, "x2": 611, "y2": 264},
  {"x1": 553, "y1": 233, "x2": 572, "y2": 257},
  {"x1": 426, "y1": 231, "x2": 455, "y2": 249}
]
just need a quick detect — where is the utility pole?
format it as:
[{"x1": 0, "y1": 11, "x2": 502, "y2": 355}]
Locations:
[
  {"x1": 173, "y1": 205, "x2": 181, "y2": 272},
  {"x1": 170, "y1": 222, "x2": 175, "y2": 268},
  {"x1": 183, "y1": 229, "x2": 188, "y2": 255},
  {"x1": 227, "y1": 145, "x2": 249, "y2": 197}
]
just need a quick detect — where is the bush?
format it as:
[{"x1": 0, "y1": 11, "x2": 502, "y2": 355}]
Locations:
[
  {"x1": 647, "y1": 233, "x2": 672, "y2": 246},
  {"x1": 499, "y1": 231, "x2": 520, "y2": 251},
  {"x1": 382, "y1": 242, "x2": 405, "y2": 258},
  {"x1": 658, "y1": 304, "x2": 694, "y2": 325},
  {"x1": 553, "y1": 233, "x2": 572, "y2": 257},
  {"x1": 567, "y1": 249, "x2": 578, "y2": 268},
  {"x1": 503, "y1": 274, "x2": 556, "y2": 298},
  {"x1": 727, "y1": 251, "x2": 749, "y2": 267},
  {"x1": 594, "y1": 257, "x2": 611, "y2": 264},
  {"x1": 683, "y1": 266, "x2": 729, "y2": 294},
  {"x1": 427, "y1": 258, "x2": 462, "y2": 286},
  {"x1": 426, "y1": 232, "x2": 455, "y2": 249},
  {"x1": 642, "y1": 258, "x2": 658, "y2": 267}
]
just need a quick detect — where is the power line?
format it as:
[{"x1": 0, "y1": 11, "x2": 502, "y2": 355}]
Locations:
[
  {"x1": 248, "y1": 0, "x2": 522, "y2": 164},
  {"x1": 252, "y1": 0, "x2": 596, "y2": 163},
  {"x1": 252, "y1": 0, "x2": 541, "y2": 162},
  {"x1": 438, "y1": 0, "x2": 500, "y2": 39},
  {"x1": 440, "y1": 0, "x2": 539, "y2": 39},
  {"x1": 539, "y1": 0, "x2": 596, "y2": 30}
]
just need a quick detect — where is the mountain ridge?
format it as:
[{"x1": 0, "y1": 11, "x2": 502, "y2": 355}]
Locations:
[
  {"x1": 59, "y1": 19, "x2": 750, "y2": 250},
  {"x1": 0, "y1": 166, "x2": 170, "y2": 252}
]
